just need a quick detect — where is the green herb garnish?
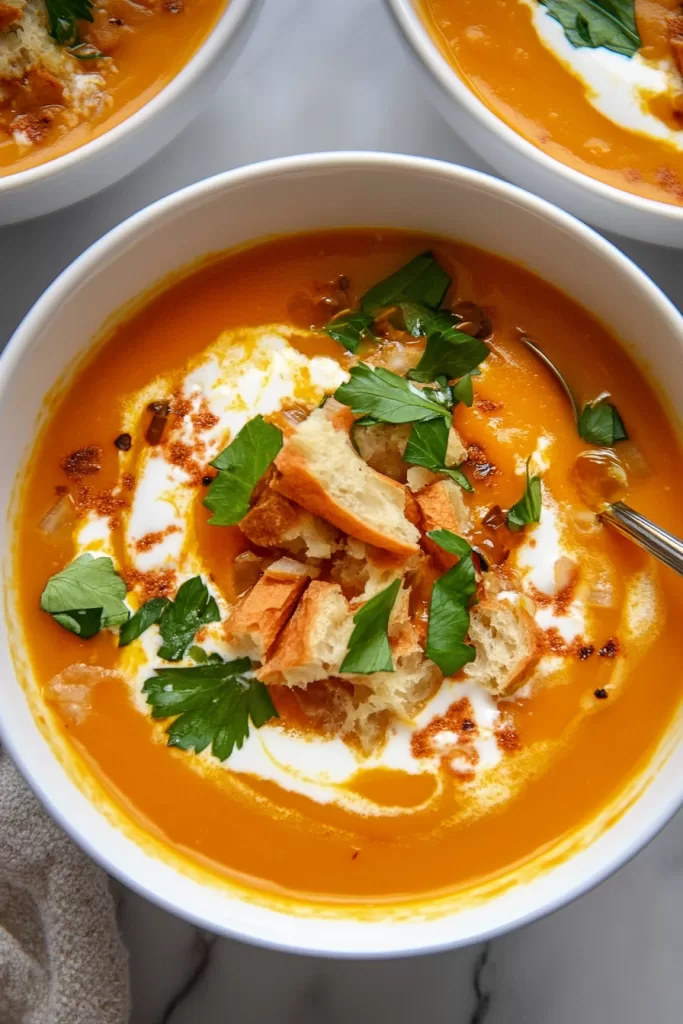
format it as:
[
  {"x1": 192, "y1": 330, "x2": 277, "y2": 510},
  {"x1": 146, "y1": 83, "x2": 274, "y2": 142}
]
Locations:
[
  {"x1": 45, "y1": 0, "x2": 94, "y2": 45},
  {"x1": 340, "y1": 579, "x2": 401, "y2": 674},
  {"x1": 404, "y1": 418, "x2": 473, "y2": 492},
  {"x1": 322, "y1": 311, "x2": 375, "y2": 354},
  {"x1": 119, "y1": 597, "x2": 170, "y2": 647},
  {"x1": 188, "y1": 646, "x2": 224, "y2": 665},
  {"x1": 577, "y1": 398, "x2": 628, "y2": 447},
  {"x1": 406, "y1": 322, "x2": 489, "y2": 384},
  {"x1": 361, "y1": 252, "x2": 451, "y2": 316},
  {"x1": 425, "y1": 531, "x2": 477, "y2": 675},
  {"x1": 334, "y1": 364, "x2": 451, "y2": 424},
  {"x1": 539, "y1": 0, "x2": 640, "y2": 57},
  {"x1": 41, "y1": 554, "x2": 128, "y2": 638},
  {"x1": 451, "y1": 371, "x2": 480, "y2": 407},
  {"x1": 143, "y1": 659, "x2": 277, "y2": 762},
  {"x1": 204, "y1": 415, "x2": 282, "y2": 526},
  {"x1": 157, "y1": 576, "x2": 220, "y2": 662},
  {"x1": 507, "y1": 460, "x2": 542, "y2": 531}
]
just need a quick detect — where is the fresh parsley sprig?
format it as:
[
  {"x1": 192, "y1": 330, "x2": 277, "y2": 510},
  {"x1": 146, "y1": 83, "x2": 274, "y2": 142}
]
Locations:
[
  {"x1": 406, "y1": 320, "x2": 489, "y2": 385},
  {"x1": 41, "y1": 554, "x2": 128, "y2": 638},
  {"x1": 340, "y1": 579, "x2": 401, "y2": 674},
  {"x1": 403, "y1": 418, "x2": 473, "y2": 492},
  {"x1": 539, "y1": 0, "x2": 641, "y2": 58},
  {"x1": 45, "y1": 0, "x2": 94, "y2": 46},
  {"x1": 119, "y1": 597, "x2": 169, "y2": 647},
  {"x1": 361, "y1": 252, "x2": 451, "y2": 316},
  {"x1": 507, "y1": 460, "x2": 542, "y2": 531},
  {"x1": 322, "y1": 311, "x2": 376, "y2": 354},
  {"x1": 334, "y1": 364, "x2": 452, "y2": 424},
  {"x1": 204, "y1": 415, "x2": 282, "y2": 526},
  {"x1": 157, "y1": 576, "x2": 220, "y2": 661},
  {"x1": 578, "y1": 397, "x2": 628, "y2": 447},
  {"x1": 425, "y1": 531, "x2": 477, "y2": 675},
  {"x1": 118, "y1": 577, "x2": 219, "y2": 660},
  {"x1": 143, "y1": 658, "x2": 278, "y2": 762}
]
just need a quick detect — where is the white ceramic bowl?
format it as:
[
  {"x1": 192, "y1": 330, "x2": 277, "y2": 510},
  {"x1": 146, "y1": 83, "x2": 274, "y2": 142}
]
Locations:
[
  {"x1": 1, "y1": 153, "x2": 682, "y2": 956},
  {"x1": 0, "y1": 0, "x2": 261, "y2": 225},
  {"x1": 385, "y1": 0, "x2": 683, "y2": 248}
]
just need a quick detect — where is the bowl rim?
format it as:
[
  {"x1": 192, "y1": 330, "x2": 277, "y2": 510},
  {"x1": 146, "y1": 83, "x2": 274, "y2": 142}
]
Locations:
[
  {"x1": 0, "y1": 0, "x2": 258, "y2": 195},
  {"x1": 384, "y1": 0, "x2": 683, "y2": 225},
  {"x1": 2, "y1": 151, "x2": 683, "y2": 955}
]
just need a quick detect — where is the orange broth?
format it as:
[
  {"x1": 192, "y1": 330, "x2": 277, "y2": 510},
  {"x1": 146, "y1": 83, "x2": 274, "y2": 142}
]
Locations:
[
  {"x1": 0, "y1": 0, "x2": 227, "y2": 176},
  {"x1": 419, "y1": 0, "x2": 683, "y2": 205},
  {"x1": 14, "y1": 230, "x2": 683, "y2": 905}
]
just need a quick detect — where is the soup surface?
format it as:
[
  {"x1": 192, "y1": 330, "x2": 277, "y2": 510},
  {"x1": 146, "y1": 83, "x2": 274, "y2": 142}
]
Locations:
[
  {"x1": 15, "y1": 230, "x2": 683, "y2": 907},
  {"x1": 420, "y1": 0, "x2": 683, "y2": 205},
  {"x1": 0, "y1": 0, "x2": 226, "y2": 175}
]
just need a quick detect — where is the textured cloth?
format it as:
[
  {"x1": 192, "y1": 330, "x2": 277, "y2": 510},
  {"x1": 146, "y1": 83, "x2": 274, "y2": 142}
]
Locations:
[{"x1": 0, "y1": 747, "x2": 130, "y2": 1024}]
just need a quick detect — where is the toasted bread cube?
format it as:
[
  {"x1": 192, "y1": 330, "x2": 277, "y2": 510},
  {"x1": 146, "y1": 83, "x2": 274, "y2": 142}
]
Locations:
[
  {"x1": 446, "y1": 426, "x2": 467, "y2": 467},
  {"x1": 240, "y1": 488, "x2": 339, "y2": 559},
  {"x1": 414, "y1": 479, "x2": 472, "y2": 568},
  {"x1": 259, "y1": 581, "x2": 354, "y2": 687},
  {"x1": 273, "y1": 406, "x2": 420, "y2": 557},
  {"x1": 224, "y1": 559, "x2": 310, "y2": 662},
  {"x1": 353, "y1": 422, "x2": 411, "y2": 482},
  {"x1": 464, "y1": 596, "x2": 540, "y2": 696}
]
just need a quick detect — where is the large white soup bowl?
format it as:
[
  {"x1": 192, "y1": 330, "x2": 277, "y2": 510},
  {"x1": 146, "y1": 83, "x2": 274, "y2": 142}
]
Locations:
[{"x1": 1, "y1": 153, "x2": 682, "y2": 955}]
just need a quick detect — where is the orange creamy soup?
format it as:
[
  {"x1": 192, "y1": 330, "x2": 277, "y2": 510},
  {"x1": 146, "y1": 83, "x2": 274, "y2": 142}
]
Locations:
[
  {"x1": 420, "y1": 0, "x2": 683, "y2": 205},
  {"x1": 0, "y1": 0, "x2": 226, "y2": 175},
  {"x1": 14, "y1": 230, "x2": 683, "y2": 906}
]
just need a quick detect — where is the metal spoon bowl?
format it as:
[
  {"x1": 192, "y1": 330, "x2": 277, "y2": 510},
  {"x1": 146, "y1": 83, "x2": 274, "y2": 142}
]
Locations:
[{"x1": 517, "y1": 334, "x2": 683, "y2": 577}]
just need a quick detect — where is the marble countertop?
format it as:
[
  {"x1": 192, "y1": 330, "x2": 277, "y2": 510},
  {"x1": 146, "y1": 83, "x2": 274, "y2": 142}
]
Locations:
[{"x1": 2, "y1": 0, "x2": 683, "y2": 1020}]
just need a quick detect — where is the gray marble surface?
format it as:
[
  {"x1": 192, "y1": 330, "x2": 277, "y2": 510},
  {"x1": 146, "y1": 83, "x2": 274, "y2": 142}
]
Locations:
[{"x1": 2, "y1": 0, "x2": 683, "y2": 1020}]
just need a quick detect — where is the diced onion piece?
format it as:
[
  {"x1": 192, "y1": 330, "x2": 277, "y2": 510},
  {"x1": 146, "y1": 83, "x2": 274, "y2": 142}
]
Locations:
[
  {"x1": 587, "y1": 576, "x2": 615, "y2": 608},
  {"x1": 554, "y1": 556, "x2": 578, "y2": 592},
  {"x1": 38, "y1": 493, "x2": 75, "y2": 535},
  {"x1": 46, "y1": 663, "x2": 121, "y2": 724}
]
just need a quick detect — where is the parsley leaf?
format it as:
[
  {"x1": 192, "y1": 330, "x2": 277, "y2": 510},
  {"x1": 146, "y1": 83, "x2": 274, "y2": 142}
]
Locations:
[
  {"x1": 404, "y1": 418, "x2": 473, "y2": 492},
  {"x1": 507, "y1": 460, "x2": 542, "y2": 531},
  {"x1": 578, "y1": 398, "x2": 628, "y2": 446},
  {"x1": 451, "y1": 370, "x2": 480, "y2": 407},
  {"x1": 41, "y1": 554, "x2": 128, "y2": 637},
  {"x1": 539, "y1": 0, "x2": 640, "y2": 57},
  {"x1": 334, "y1": 364, "x2": 451, "y2": 424},
  {"x1": 143, "y1": 659, "x2": 278, "y2": 762},
  {"x1": 407, "y1": 321, "x2": 489, "y2": 384},
  {"x1": 361, "y1": 253, "x2": 451, "y2": 316},
  {"x1": 157, "y1": 576, "x2": 220, "y2": 661},
  {"x1": 119, "y1": 597, "x2": 169, "y2": 647},
  {"x1": 188, "y1": 646, "x2": 224, "y2": 664},
  {"x1": 204, "y1": 415, "x2": 282, "y2": 526},
  {"x1": 322, "y1": 311, "x2": 375, "y2": 354},
  {"x1": 45, "y1": 0, "x2": 94, "y2": 45},
  {"x1": 425, "y1": 532, "x2": 477, "y2": 675},
  {"x1": 340, "y1": 579, "x2": 401, "y2": 674}
]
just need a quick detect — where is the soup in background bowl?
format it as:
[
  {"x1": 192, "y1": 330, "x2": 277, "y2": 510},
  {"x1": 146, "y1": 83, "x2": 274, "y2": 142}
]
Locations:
[
  {"x1": 0, "y1": 0, "x2": 260, "y2": 223},
  {"x1": 386, "y1": 0, "x2": 683, "y2": 246},
  {"x1": 2, "y1": 154, "x2": 682, "y2": 955}
]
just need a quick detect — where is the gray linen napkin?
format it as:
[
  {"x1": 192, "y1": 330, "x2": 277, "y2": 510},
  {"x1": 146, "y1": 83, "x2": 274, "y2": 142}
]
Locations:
[{"x1": 0, "y1": 747, "x2": 130, "y2": 1024}]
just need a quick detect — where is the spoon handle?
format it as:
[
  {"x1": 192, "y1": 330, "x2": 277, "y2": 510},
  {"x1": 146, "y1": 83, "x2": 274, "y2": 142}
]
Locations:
[{"x1": 600, "y1": 501, "x2": 683, "y2": 576}]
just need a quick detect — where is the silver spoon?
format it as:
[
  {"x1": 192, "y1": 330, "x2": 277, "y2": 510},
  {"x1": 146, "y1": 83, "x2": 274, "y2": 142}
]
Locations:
[{"x1": 518, "y1": 334, "x2": 683, "y2": 576}]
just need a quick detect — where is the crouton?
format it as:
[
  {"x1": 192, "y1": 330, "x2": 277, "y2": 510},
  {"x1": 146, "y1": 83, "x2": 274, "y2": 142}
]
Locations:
[
  {"x1": 353, "y1": 422, "x2": 411, "y2": 482},
  {"x1": 446, "y1": 426, "x2": 468, "y2": 467},
  {"x1": 414, "y1": 479, "x2": 472, "y2": 568},
  {"x1": 330, "y1": 538, "x2": 424, "y2": 602},
  {"x1": 273, "y1": 406, "x2": 420, "y2": 557},
  {"x1": 259, "y1": 581, "x2": 354, "y2": 687},
  {"x1": 464, "y1": 595, "x2": 540, "y2": 696},
  {"x1": 240, "y1": 487, "x2": 340, "y2": 559},
  {"x1": 346, "y1": 614, "x2": 441, "y2": 726},
  {"x1": 224, "y1": 558, "x2": 310, "y2": 662}
]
